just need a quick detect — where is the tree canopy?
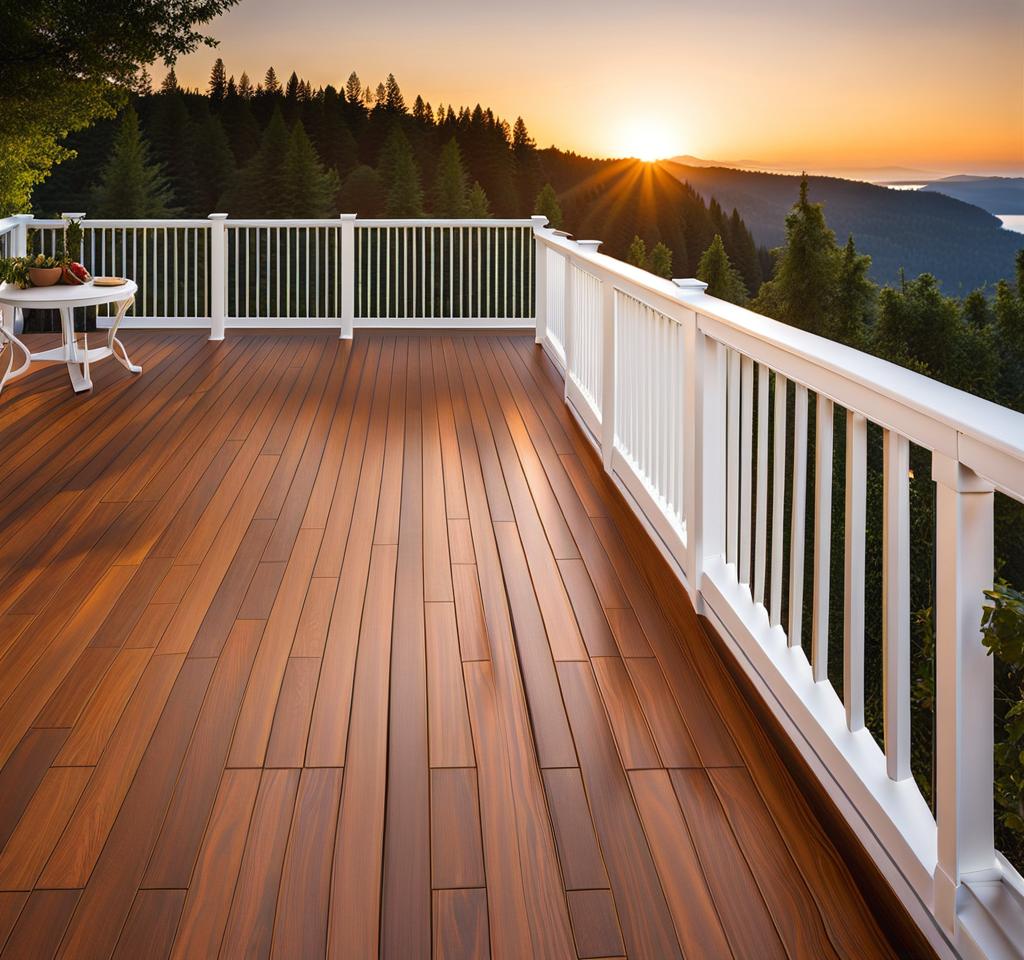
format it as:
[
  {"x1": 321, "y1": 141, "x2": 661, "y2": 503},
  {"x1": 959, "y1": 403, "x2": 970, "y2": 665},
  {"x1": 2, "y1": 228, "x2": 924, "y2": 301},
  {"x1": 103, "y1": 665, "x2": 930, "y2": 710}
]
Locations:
[{"x1": 0, "y1": 0, "x2": 239, "y2": 213}]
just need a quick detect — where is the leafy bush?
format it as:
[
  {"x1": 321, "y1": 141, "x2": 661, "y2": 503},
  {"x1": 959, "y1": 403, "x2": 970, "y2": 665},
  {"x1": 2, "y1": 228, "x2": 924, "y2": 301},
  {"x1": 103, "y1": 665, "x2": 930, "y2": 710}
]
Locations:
[{"x1": 981, "y1": 581, "x2": 1024, "y2": 867}]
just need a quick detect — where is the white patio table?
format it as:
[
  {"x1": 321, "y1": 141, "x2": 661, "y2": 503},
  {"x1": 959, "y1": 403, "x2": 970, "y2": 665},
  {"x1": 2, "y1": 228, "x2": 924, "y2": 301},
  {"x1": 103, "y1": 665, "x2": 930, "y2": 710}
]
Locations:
[{"x1": 0, "y1": 279, "x2": 142, "y2": 395}]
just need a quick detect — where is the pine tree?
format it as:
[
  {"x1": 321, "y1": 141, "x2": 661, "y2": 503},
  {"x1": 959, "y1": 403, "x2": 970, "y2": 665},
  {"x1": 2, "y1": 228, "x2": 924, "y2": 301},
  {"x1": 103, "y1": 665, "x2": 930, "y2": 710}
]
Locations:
[
  {"x1": 226, "y1": 75, "x2": 237, "y2": 98},
  {"x1": 263, "y1": 66, "x2": 280, "y2": 95},
  {"x1": 752, "y1": 176, "x2": 840, "y2": 334},
  {"x1": 160, "y1": 67, "x2": 178, "y2": 93},
  {"x1": 285, "y1": 71, "x2": 300, "y2": 102},
  {"x1": 534, "y1": 183, "x2": 563, "y2": 230},
  {"x1": 136, "y1": 68, "x2": 153, "y2": 95},
  {"x1": 345, "y1": 72, "x2": 362, "y2": 104},
  {"x1": 238, "y1": 72, "x2": 253, "y2": 98},
  {"x1": 281, "y1": 121, "x2": 339, "y2": 217},
  {"x1": 432, "y1": 139, "x2": 469, "y2": 217},
  {"x1": 379, "y1": 127, "x2": 423, "y2": 216},
  {"x1": 512, "y1": 117, "x2": 534, "y2": 154},
  {"x1": 208, "y1": 58, "x2": 227, "y2": 101},
  {"x1": 363, "y1": 85, "x2": 375, "y2": 107},
  {"x1": 384, "y1": 74, "x2": 405, "y2": 113},
  {"x1": 374, "y1": 82, "x2": 386, "y2": 107},
  {"x1": 412, "y1": 96, "x2": 428, "y2": 122},
  {"x1": 191, "y1": 113, "x2": 235, "y2": 211},
  {"x1": 697, "y1": 234, "x2": 747, "y2": 303},
  {"x1": 650, "y1": 242, "x2": 673, "y2": 279},
  {"x1": 727, "y1": 207, "x2": 762, "y2": 295},
  {"x1": 626, "y1": 235, "x2": 648, "y2": 269},
  {"x1": 338, "y1": 165, "x2": 385, "y2": 217},
  {"x1": 832, "y1": 235, "x2": 875, "y2": 347},
  {"x1": 220, "y1": 106, "x2": 291, "y2": 215},
  {"x1": 90, "y1": 107, "x2": 176, "y2": 217},
  {"x1": 467, "y1": 182, "x2": 491, "y2": 218},
  {"x1": 147, "y1": 90, "x2": 200, "y2": 212}
]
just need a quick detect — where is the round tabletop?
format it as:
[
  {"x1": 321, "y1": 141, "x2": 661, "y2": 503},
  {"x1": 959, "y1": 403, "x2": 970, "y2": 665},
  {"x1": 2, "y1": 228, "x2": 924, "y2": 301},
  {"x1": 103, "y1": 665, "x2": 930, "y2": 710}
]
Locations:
[{"x1": 0, "y1": 279, "x2": 138, "y2": 310}]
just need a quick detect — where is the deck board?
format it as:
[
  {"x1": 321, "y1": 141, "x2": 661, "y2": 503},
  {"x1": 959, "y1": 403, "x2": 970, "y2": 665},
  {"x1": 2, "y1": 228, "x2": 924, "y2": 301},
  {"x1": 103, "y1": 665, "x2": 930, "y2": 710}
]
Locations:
[{"x1": 0, "y1": 332, "x2": 897, "y2": 959}]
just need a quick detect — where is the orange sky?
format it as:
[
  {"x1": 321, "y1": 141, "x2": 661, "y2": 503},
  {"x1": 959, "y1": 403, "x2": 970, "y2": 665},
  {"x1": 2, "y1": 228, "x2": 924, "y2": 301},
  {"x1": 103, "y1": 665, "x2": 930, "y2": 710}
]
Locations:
[{"x1": 173, "y1": 0, "x2": 1024, "y2": 174}]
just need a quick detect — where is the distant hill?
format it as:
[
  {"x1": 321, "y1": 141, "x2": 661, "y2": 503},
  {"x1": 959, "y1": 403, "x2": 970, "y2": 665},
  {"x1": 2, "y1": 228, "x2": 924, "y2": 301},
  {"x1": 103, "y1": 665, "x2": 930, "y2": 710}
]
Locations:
[
  {"x1": 664, "y1": 161, "x2": 1022, "y2": 292},
  {"x1": 920, "y1": 175, "x2": 1024, "y2": 215}
]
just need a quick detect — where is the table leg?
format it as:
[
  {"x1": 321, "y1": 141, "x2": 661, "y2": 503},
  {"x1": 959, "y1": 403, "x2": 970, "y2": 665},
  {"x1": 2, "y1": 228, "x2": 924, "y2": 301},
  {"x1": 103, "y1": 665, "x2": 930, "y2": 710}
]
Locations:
[
  {"x1": 61, "y1": 306, "x2": 91, "y2": 393},
  {"x1": 0, "y1": 308, "x2": 32, "y2": 397},
  {"x1": 107, "y1": 295, "x2": 142, "y2": 375}
]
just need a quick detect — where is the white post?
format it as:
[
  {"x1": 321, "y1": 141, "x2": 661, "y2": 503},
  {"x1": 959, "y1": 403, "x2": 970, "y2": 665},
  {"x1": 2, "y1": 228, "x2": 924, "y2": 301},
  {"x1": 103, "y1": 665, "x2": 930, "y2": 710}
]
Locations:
[
  {"x1": 932, "y1": 453, "x2": 996, "y2": 935},
  {"x1": 13, "y1": 214, "x2": 32, "y2": 256},
  {"x1": 208, "y1": 214, "x2": 228, "y2": 341},
  {"x1": 340, "y1": 213, "x2": 356, "y2": 339},
  {"x1": 563, "y1": 248, "x2": 575, "y2": 399},
  {"x1": 3, "y1": 215, "x2": 33, "y2": 336},
  {"x1": 599, "y1": 273, "x2": 615, "y2": 469},
  {"x1": 531, "y1": 215, "x2": 548, "y2": 345},
  {"x1": 676, "y1": 279, "x2": 709, "y2": 601}
]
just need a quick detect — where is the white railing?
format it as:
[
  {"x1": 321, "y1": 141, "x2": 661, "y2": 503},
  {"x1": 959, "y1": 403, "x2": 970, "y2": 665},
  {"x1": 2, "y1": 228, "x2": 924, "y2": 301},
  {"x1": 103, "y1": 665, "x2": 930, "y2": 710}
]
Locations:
[
  {"x1": 534, "y1": 225, "x2": 1024, "y2": 960},
  {"x1": 20, "y1": 214, "x2": 537, "y2": 338},
  {"x1": 5, "y1": 207, "x2": 1022, "y2": 955}
]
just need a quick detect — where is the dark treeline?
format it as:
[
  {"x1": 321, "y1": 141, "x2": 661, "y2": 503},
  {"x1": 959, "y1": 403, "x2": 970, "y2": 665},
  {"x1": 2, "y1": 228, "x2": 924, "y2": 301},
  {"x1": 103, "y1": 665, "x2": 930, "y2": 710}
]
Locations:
[{"x1": 32, "y1": 63, "x2": 765, "y2": 288}]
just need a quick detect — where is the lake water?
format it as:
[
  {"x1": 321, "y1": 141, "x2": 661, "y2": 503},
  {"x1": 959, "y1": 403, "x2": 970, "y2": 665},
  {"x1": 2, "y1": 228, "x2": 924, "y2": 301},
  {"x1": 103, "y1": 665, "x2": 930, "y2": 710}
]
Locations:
[{"x1": 998, "y1": 215, "x2": 1024, "y2": 235}]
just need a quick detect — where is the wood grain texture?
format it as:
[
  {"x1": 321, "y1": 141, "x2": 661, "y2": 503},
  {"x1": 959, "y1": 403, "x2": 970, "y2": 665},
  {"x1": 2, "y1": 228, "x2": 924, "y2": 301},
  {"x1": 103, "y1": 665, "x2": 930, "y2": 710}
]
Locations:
[{"x1": 0, "y1": 333, "x2": 898, "y2": 960}]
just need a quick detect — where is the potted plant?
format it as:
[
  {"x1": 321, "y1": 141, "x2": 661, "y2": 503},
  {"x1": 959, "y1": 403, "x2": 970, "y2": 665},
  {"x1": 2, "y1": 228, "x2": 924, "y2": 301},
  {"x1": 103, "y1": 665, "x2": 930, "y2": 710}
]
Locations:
[{"x1": 0, "y1": 252, "x2": 65, "y2": 288}]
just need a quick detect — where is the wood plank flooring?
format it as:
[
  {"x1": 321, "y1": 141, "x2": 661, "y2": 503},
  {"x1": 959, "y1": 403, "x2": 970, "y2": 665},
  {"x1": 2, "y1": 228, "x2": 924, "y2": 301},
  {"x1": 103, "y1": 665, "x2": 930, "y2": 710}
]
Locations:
[{"x1": 0, "y1": 332, "x2": 899, "y2": 959}]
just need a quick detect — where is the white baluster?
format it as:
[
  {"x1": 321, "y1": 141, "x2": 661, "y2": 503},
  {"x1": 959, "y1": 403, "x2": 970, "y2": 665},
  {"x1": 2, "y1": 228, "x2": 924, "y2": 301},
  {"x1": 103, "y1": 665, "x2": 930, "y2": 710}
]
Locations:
[
  {"x1": 844, "y1": 410, "x2": 867, "y2": 731},
  {"x1": 812, "y1": 394, "x2": 834, "y2": 682},
  {"x1": 789, "y1": 383, "x2": 808, "y2": 648}
]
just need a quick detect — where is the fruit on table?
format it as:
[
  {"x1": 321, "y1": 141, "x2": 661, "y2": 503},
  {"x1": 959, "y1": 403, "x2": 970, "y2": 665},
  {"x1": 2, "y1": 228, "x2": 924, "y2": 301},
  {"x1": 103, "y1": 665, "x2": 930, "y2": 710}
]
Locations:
[{"x1": 61, "y1": 262, "x2": 92, "y2": 284}]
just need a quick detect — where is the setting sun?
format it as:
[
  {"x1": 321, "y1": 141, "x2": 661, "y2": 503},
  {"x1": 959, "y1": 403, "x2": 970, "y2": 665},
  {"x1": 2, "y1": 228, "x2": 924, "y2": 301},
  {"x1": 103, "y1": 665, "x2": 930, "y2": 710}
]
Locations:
[{"x1": 616, "y1": 118, "x2": 678, "y2": 162}]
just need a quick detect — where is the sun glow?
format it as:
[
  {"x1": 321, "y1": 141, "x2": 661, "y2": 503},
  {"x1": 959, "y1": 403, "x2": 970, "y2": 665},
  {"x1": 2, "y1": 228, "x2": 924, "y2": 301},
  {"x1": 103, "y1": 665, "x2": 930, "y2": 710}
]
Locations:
[{"x1": 616, "y1": 119, "x2": 678, "y2": 163}]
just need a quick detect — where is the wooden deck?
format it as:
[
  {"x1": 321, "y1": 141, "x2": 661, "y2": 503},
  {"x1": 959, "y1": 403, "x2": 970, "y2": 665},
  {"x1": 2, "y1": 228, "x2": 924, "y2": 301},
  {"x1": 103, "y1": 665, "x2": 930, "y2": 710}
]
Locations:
[{"x1": 0, "y1": 332, "x2": 901, "y2": 959}]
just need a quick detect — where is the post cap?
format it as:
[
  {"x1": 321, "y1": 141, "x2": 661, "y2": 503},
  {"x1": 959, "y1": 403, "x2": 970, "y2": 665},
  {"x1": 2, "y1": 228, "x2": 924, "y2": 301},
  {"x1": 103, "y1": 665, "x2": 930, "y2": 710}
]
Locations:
[
  {"x1": 530, "y1": 214, "x2": 549, "y2": 227},
  {"x1": 577, "y1": 240, "x2": 602, "y2": 252},
  {"x1": 60, "y1": 212, "x2": 86, "y2": 221},
  {"x1": 339, "y1": 213, "x2": 358, "y2": 221},
  {"x1": 208, "y1": 213, "x2": 229, "y2": 220},
  {"x1": 673, "y1": 278, "x2": 708, "y2": 295}
]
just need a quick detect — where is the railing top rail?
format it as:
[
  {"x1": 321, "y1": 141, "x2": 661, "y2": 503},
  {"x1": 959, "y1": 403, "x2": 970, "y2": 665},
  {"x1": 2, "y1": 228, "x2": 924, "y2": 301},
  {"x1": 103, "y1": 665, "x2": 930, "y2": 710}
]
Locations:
[
  {"x1": 356, "y1": 218, "x2": 535, "y2": 228},
  {"x1": 30, "y1": 218, "x2": 213, "y2": 229},
  {"x1": 537, "y1": 226, "x2": 1024, "y2": 496}
]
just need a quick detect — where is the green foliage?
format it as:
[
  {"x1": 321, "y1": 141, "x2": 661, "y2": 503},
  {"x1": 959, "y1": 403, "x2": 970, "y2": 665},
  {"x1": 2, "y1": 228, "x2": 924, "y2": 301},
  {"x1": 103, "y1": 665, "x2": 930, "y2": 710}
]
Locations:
[
  {"x1": 626, "y1": 235, "x2": 648, "y2": 269},
  {"x1": 378, "y1": 127, "x2": 423, "y2": 217},
  {"x1": 534, "y1": 183, "x2": 563, "y2": 231},
  {"x1": 466, "y1": 182, "x2": 491, "y2": 218},
  {"x1": 649, "y1": 242, "x2": 673, "y2": 280},
  {"x1": 280, "y1": 121, "x2": 339, "y2": 218},
  {"x1": 89, "y1": 107, "x2": 176, "y2": 217},
  {"x1": 982, "y1": 582, "x2": 1024, "y2": 861},
  {"x1": 0, "y1": 0, "x2": 239, "y2": 213},
  {"x1": 432, "y1": 140, "x2": 469, "y2": 217},
  {"x1": 753, "y1": 176, "x2": 848, "y2": 336},
  {"x1": 208, "y1": 58, "x2": 228, "y2": 102},
  {"x1": 697, "y1": 234, "x2": 746, "y2": 303},
  {"x1": 338, "y1": 165, "x2": 385, "y2": 217}
]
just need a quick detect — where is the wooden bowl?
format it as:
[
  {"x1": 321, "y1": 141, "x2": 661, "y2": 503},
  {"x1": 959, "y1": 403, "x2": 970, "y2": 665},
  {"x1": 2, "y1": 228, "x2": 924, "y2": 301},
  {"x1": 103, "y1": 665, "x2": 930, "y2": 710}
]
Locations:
[{"x1": 28, "y1": 266, "x2": 63, "y2": 287}]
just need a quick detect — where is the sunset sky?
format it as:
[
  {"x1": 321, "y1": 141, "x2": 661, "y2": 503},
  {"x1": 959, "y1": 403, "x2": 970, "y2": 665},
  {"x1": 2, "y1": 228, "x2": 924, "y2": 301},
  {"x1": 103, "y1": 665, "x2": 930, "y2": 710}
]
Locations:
[{"x1": 174, "y1": 0, "x2": 1024, "y2": 175}]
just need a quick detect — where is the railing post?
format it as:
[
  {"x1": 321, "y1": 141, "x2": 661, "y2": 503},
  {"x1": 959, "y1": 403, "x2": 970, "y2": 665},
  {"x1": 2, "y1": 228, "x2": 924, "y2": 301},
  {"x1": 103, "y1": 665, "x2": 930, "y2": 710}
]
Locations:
[
  {"x1": 600, "y1": 274, "x2": 615, "y2": 469},
  {"x1": 3, "y1": 215, "x2": 33, "y2": 336},
  {"x1": 531, "y1": 215, "x2": 548, "y2": 345},
  {"x1": 12, "y1": 214, "x2": 32, "y2": 256},
  {"x1": 340, "y1": 213, "x2": 357, "y2": 339},
  {"x1": 676, "y1": 280, "x2": 712, "y2": 601},
  {"x1": 931, "y1": 452, "x2": 996, "y2": 935},
  {"x1": 208, "y1": 214, "x2": 228, "y2": 341},
  {"x1": 563, "y1": 248, "x2": 575, "y2": 399}
]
